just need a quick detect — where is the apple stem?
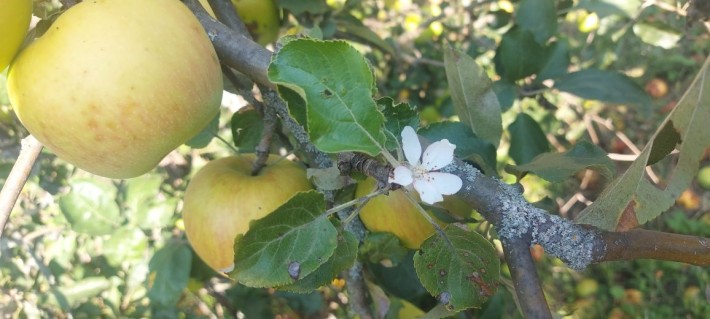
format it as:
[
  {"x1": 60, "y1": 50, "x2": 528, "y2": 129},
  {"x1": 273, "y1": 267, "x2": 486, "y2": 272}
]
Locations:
[{"x1": 0, "y1": 135, "x2": 43, "y2": 238}]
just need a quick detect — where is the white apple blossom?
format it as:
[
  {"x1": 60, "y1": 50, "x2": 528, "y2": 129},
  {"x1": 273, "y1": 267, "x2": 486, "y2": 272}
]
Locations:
[{"x1": 388, "y1": 126, "x2": 463, "y2": 204}]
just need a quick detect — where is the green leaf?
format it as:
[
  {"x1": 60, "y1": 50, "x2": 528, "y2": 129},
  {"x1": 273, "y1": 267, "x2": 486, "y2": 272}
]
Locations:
[
  {"x1": 231, "y1": 191, "x2": 338, "y2": 287},
  {"x1": 492, "y1": 80, "x2": 516, "y2": 112},
  {"x1": 578, "y1": 0, "x2": 641, "y2": 18},
  {"x1": 103, "y1": 226, "x2": 149, "y2": 266},
  {"x1": 335, "y1": 16, "x2": 396, "y2": 55},
  {"x1": 278, "y1": 230, "x2": 357, "y2": 293},
  {"x1": 132, "y1": 199, "x2": 177, "y2": 230},
  {"x1": 508, "y1": 113, "x2": 549, "y2": 165},
  {"x1": 414, "y1": 226, "x2": 500, "y2": 311},
  {"x1": 122, "y1": 174, "x2": 176, "y2": 230},
  {"x1": 554, "y1": 69, "x2": 651, "y2": 110},
  {"x1": 536, "y1": 40, "x2": 570, "y2": 81},
  {"x1": 41, "y1": 277, "x2": 112, "y2": 311},
  {"x1": 379, "y1": 97, "x2": 419, "y2": 150},
  {"x1": 268, "y1": 38, "x2": 386, "y2": 155},
  {"x1": 123, "y1": 174, "x2": 162, "y2": 214},
  {"x1": 506, "y1": 141, "x2": 615, "y2": 182},
  {"x1": 418, "y1": 122, "x2": 497, "y2": 175},
  {"x1": 231, "y1": 108, "x2": 264, "y2": 152},
  {"x1": 307, "y1": 166, "x2": 348, "y2": 191},
  {"x1": 516, "y1": 0, "x2": 558, "y2": 44},
  {"x1": 360, "y1": 232, "x2": 409, "y2": 266},
  {"x1": 369, "y1": 251, "x2": 430, "y2": 301},
  {"x1": 494, "y1": 27, "x2": 549, "y2": 81},
  {"x1": 185, "y1": 112, "x2": 218, "y2": 148},
  {"x1": 148, "y1": 240, "x2": 192, "y2": 307},
  {"x1": 575, "y1": 56, "x2": 710, "y2": 230},
  {"x1": 444, "y1": 46, "x2": 502, "y2": 147},
  {"x1": 278, "y1": 0, "x2": 328, "y2": 15},
  {"x1": 633, "y1": 23, "x2": 681, "y2": 49},
  {"x1": 59, "y1": 179, "x2": 122, "y2": 236}
]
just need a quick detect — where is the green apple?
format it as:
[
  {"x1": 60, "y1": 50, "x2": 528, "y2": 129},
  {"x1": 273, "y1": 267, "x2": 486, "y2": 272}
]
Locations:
[
  {"x1": 355, "y1": 178, "x2": 471, "y2": 249},
  {"x1": 697, "y1": 166, "x2": 710, "y2": 190},
  {"x1": 0, "y1": 0, "x2": 32, "y2": 71},
  {"x1": 198, "y1": 0, "x2": 280, "y2": 46},
  {"x1": 7, "y1": 0, "x2": 223, "y2": 179},
  {"x1": 182, "y1": 154, "x2": 313, "y2": 272}
]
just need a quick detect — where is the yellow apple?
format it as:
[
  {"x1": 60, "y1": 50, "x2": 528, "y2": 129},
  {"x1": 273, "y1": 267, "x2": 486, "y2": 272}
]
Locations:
[
  {"x1": 7, "y1": 0, "x2": 223, "y2": 179},
  {"x1": 0, "y1": 0, "x2": 32, "y2": 71},
  {"x1": 356, "y1": 178, "x2": 471, "y2": 249},
  {"x1": 182, "y1": 154, "x2": 313, "y2": 272},
  {"x1": 198, "y1": 0, "x2": 280, "y2": 46}
]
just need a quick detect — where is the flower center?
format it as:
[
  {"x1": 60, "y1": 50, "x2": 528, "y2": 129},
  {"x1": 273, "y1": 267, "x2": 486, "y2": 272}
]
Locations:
[{"x1": 411, "y1": 165, "x2": 430, "y2": 180}]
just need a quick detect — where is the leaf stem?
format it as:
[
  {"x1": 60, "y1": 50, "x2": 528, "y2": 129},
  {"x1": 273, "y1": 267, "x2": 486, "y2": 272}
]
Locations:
[{"x1": 325, "y1": 187, "x2": 388, "y2": 217}]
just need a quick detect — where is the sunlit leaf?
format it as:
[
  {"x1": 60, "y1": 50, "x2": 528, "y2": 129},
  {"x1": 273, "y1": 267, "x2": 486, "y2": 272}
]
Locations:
[
  {"x1": 231, "y1": 191, "x2": 338, "y2": 287},
  {"x1": 59, "y1": 179, "x2": 122, "y2": 236},
  {"x1": 576, "y1": 57, "x2": 710, "y2": 230},
  {"x1": 414, "y1": 226, "x2": 500, "y2": 311},
  {"x1": 268, "y1": 38, "x2": 386, "y2": 155},
  {"x1": 554, "y1": 69, "x2": 651, "y2": 111},
  {"x1": 148, "y1": 240, "x2": 192, "y2": 307},
  {"x1": 633, "y1": 23, "x2": 682, "y2": 49},
  {"x1": 506, "y1": 141, "x2": 614, "y2": 182},
  {"x1": 444, "y1": 46, "x2": 502, "y2": 147},
  {"x1": 41, "y1": 277, "x2": 112, "y2": 311},
  {"x1": 103, "y1": 226, "x2": 149, "y2": 266}
]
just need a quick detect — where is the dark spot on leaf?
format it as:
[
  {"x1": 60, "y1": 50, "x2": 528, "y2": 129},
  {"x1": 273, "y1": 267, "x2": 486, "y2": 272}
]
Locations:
[
  {"x1": 322, "y1": 89, "x2": 333, "y2": 98},
  {"x1": 616, "y1": 199, "x2": 639, "y2": 231},
  {"x1": 438, "y1": 292, "x2": 451, "y2": 305},
  {"x1": 288, "y1": 261, "x2": 300, "y2": 280},
  {"x1": 427, "y1": 263, "x2": 434, "y2": 269}
]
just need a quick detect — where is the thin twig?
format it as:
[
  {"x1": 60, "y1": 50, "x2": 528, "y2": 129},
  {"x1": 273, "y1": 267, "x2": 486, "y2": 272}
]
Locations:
[
  {"x1": 184, "y1": 0, "x2": 273, "y2": 89},
  {"x1": 251, "y1": 100, "x2": 277, "y2": 175},
  {"x1": 0, "y1": 135, "x2": 43, "y2": 237},
  {"x1": 206, "y1": 0, "x2": 250, "y2": 36},
  {"x1": 500, "y1": 236, "x2": 552, "y2": 319}
]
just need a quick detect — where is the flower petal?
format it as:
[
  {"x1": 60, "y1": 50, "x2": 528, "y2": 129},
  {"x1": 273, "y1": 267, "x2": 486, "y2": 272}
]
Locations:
[
  {"x1": 413, "y1": 179, "x2": 444, "y2": 204},
  {"x1": 427, "y1": 172, "x2": 463, "y2": 195},
  {"x1": 401, "y1": 126, "x2": 422, "y2": 165},
  {"x1": 389, "y1": 165, "x2": 414, "y2": 186},
  {"x1": 421, "y1": 139, "x2": 456, "y2": 170}
]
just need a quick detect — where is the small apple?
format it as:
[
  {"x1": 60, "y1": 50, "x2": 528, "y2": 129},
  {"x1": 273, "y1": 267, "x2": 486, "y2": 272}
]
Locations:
[
  {"x1": 182, "y1": 154, "x2": 313, "y2": 272},
  {"x1": 0, "y1": 0, "x2": 32, "y2": 71},
  {"x1": 7, "y1": 0, "x2": 223, "y2": 179},
  {"x1": 697, "y1": 166, "x2": 710, "y2": 190},
  {"x1": 198, "y1": 0, "x2": 280, "y2": 46},
  {"x1": 355, "y1": 178, "x2": 471, "y2": 249}
]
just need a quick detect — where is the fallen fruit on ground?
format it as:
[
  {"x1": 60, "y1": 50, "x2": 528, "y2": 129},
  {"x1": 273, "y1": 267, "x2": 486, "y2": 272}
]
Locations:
[
  {"x1": 0, "y1": 0, "x2": 32, "y2": 71},
  {"x1": 7, "y1": 0, "x2": 223, "y2": 178},
  {"x1": 182, "y1": 154, "x2": 313, "y2": 272}
]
